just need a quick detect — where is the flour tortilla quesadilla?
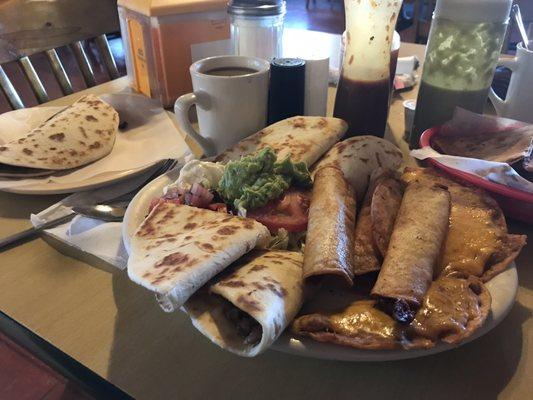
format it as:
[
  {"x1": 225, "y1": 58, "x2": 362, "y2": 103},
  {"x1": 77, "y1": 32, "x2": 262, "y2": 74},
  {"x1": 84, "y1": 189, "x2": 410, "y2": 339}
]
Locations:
[
  {"x1": 214, "y1": 116, "x2": 347, "y2": 166},
  {"x1": 371, "y1": 182, "x2": 451, "y2": 322},
  {"x1": 0, "y1": 94, "x2": 118, "y2": 171},
  {"x1": 313, "y1": 136, "x2": 404, "y2": 200},
  {"x1": 127, "y1": 202, "x2": 271, "y2": 311},
  {"x1": 403, "y1": 168, "x2": 527, "y2": 281},
  {"x1": 184, "y1": 250, "x2": 303, "y2": 357}
]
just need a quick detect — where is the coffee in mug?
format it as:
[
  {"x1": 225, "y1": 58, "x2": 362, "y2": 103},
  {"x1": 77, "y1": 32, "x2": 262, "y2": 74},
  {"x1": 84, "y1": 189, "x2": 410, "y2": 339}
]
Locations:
[
  {"x1": 204, "y1": 67, "x2": 258, "y2": 76},
  {"x1": 174, "y1": 55, "x2": 270, "y2": 157}
]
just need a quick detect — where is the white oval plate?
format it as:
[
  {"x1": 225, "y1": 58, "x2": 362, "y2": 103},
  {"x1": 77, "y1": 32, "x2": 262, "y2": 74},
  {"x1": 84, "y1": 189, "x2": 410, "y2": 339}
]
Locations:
[
  {"x1": 122, "y1": 173, "x2": 518, "y2": 362},
  {"x1": 2, "y1": 163, "x2": 158, "y2": 195}
]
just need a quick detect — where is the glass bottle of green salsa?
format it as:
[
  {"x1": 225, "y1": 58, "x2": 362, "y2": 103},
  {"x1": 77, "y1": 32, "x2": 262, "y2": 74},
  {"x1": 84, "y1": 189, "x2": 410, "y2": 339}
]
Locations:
[{"x1": 409, "y1": 0, "x2": 512, "y2": 149}]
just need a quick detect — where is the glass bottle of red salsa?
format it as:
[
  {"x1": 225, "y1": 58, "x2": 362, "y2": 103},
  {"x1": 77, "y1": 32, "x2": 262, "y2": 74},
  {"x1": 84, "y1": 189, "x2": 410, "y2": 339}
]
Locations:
[{"x1": 334, "y1": 0, "x2": 402, "y2": 138}]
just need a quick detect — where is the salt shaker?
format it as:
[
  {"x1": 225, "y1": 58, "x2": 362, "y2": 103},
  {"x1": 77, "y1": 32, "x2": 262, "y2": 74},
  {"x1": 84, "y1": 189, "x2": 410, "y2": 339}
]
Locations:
[{"x1": 228, "y1": 0, "x2": 286, "y2": 61}]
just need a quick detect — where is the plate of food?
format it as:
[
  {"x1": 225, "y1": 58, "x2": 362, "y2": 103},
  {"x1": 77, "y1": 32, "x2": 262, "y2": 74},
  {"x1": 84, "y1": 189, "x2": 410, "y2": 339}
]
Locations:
[
  {"x1": 122, "y1": 116, "x2": 526, "y2": 360},
  {"x1": 0, "y1": 93, "x2": 188, "y2": 194},
  {"x1": 417, "y1": 109, "x2": 533, "y2": 222}
]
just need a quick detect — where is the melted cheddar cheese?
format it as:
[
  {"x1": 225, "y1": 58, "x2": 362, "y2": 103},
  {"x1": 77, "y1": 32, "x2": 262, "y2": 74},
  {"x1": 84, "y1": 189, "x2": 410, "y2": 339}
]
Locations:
[
  {"x1": 328, "y1": 300, "x2": 398, "y2": 340},
  {"x1": 403, "y1": 169, "x2": 504, "y2": 277}
]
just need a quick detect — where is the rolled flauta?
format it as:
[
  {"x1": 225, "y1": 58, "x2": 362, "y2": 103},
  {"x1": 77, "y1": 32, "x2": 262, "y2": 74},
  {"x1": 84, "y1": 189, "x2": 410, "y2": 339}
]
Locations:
[
  {"x1": 303, "y1": 166, "x2": 356, "y2": 285},
  {"x1": 353, "y1": 168, "x2": 404, "y2": 275},
  {"x1": 371, "y1": 182, "x2": 451, "y2": 322},
  {"x1": 370, "y1": 173, "x2": 404, "y2": 257},
  {"x1": 184, "y1": 250, "x2": 303, "y2": 357},
  {"x1": 353, "y1": 171, "x2": 384, "y2": 276}
]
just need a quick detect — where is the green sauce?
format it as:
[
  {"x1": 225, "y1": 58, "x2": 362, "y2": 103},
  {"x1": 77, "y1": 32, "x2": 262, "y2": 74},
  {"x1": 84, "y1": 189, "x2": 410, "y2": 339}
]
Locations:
[{"x1": 218, "y1": 147, "x2": 312, "y2": 213}]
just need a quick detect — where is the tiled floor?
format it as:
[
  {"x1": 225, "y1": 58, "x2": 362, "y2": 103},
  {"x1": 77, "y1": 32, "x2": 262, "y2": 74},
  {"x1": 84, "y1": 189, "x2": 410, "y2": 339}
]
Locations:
[{"x1": 0, "y1": 332, "x2": 93, "y2": 400}]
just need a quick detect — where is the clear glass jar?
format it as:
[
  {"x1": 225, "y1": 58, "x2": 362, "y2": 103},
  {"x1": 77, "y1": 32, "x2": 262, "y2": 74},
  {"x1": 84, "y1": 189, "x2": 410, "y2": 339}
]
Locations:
[
  {"x1": 333, "y1": 0, "x2": 403, "y2": 138},
  {"x1": 228, "y1": 0, "x2": 285, "y2": 61},
  {"x1": 409, "y1": 0, "x2": 512, "y2": 148}
]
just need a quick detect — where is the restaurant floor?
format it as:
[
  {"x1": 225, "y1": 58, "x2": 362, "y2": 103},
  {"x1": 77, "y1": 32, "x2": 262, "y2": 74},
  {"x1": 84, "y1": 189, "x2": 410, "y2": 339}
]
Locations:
[{"x1": 0, "y1": 332, "x2": 93, "y2": 399}]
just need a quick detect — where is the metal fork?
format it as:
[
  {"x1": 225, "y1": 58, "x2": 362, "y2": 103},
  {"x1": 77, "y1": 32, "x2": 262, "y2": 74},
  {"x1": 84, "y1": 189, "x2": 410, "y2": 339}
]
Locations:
[{"x1": 0, "y1": 159, "x2": 180, "y2": 251}]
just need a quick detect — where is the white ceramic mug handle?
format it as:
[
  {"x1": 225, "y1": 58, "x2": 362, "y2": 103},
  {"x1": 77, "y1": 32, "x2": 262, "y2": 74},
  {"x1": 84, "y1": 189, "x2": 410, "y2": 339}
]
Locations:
[
  {"x1": 489, "y1": 56, "x2": 519, "y2": 116},
  {"x1": 174, "y1": 92, "x2": 216, "y2": 157}
]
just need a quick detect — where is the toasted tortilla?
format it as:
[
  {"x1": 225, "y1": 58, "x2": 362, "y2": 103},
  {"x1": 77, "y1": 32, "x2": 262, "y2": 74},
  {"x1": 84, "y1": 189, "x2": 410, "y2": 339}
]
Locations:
[
  {"x1": 184, "y1": 250, "x2": 303, "y2": 357},
  {"x1": 371, "y1": 182, "x2": 451, "y2": 322},
  {"x1": 371, "y1": 172, "x2": 404, "y2": 257},
  {"x1": 403, "y1": 168, "x2": 527, "y2": 282},
  {"x1": 0, "y1": 164, "x2": 57, "y2": 178},
  {"x1": 313, "y1": 136, "x2": 403, "y2": 200},
  {"x1": 293, "y1": 300, "x2": 408, "y2": 350},
  {"x1": 214, "y1": 116, "x2": 347, "y2": 167},
  {"x1": 292, "y1": 275, "x2": 490, "y2": 350},
  {"x1": 524, "y1": 137, "x2": 533, "y2": 172},
  {"x1": 409, "y1": 275, "x2": 491, "y2": 345},
  {"x1": 303, "y1": 166, "x2": 356, "y2": 285},
  {"x1": 353, "y1": 168, "x2": 403, "y2": 275},
  {"x1": 433, "y1": 125, "x2": 533, "y2": 165},
  {"x1": 127, "y1": 202, "x2": 271, "y2": 311},
  {"x1": 0, "y1": 95, "x2": 118, "y2": 170}
]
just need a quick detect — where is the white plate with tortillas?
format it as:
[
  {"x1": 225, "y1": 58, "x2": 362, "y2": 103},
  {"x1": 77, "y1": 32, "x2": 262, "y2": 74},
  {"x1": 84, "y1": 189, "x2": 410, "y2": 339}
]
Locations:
[
  {"x1": 0, "y1": 93, "x2": 190, "y2": 194},
  {"x1": 122, "y1": 164, "x2": 518, "y2": 362}
]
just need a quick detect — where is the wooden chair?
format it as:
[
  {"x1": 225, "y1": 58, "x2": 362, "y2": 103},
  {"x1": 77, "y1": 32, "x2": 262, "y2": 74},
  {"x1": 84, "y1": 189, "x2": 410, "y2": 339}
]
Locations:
[
  {"x1": 413, "y1": 0, "x2": 437, "y2": 44},
  {"x1": 0, "y1": 0, "x2": 122, "y2": 110}
]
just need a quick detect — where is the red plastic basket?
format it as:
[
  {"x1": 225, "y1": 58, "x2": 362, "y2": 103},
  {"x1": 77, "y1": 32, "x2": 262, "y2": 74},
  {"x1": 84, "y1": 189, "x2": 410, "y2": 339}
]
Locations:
[{"x1": 420, "y1": 126, "x2": 533, "y2": 223}]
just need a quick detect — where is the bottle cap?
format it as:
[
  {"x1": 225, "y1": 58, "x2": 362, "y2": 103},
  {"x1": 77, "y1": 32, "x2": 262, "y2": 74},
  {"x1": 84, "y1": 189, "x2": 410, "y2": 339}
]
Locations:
[
  {"x1": 228, "y1": 0, "x2": 286, "y2": 16},
  {"x1": 267, "y1": 58, "x2": 306, "y2": 124}
]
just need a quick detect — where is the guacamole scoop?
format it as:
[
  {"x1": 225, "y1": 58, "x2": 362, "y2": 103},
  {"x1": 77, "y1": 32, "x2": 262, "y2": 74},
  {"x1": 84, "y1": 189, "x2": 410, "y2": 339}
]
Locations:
[{"x1": 218, "y1": 147, "x2": 312, "y2": 213}]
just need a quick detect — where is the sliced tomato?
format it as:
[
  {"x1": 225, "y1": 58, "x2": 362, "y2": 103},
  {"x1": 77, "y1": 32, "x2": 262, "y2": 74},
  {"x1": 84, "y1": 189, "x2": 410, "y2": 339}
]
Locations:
[
  {"x1": 247, "y1": 188, "x2": 311, "y2": 233},
  {"x1": 208, "y1": 202, "x2": 228, "y2": 213}
]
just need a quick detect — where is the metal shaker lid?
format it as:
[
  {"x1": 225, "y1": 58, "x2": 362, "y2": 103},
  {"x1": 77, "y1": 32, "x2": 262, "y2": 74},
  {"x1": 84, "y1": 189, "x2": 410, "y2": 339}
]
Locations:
[{"x1": 227, "y1": 0, "x2": 286, "y2": 16}]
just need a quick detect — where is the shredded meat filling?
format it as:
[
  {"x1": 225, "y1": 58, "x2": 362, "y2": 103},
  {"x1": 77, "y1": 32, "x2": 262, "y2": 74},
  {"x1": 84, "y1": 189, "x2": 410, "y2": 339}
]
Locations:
[{"x1": 224, "y1": 305, "x2": 262, "y2": 345}]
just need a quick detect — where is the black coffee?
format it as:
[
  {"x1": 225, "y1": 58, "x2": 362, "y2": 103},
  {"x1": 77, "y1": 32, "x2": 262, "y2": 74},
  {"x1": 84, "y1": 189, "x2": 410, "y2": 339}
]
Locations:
[{"x1": 204, "y1": 67, "x2": 258, "y2": 76}]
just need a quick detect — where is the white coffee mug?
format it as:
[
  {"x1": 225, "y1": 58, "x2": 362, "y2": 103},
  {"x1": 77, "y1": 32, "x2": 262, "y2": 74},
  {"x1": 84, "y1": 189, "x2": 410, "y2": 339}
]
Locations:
[
  {"x1": 489, "y1": 41, "x2": 533, "y2": 123},
  {"x1": 174, "y1": 55, "x2": 270, "y2": 157}
]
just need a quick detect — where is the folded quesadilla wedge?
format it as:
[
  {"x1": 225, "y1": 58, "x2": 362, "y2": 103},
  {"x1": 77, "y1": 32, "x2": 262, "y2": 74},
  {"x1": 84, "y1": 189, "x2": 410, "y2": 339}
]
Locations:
[
  {"x1": 371, "y1": 182, "x2": 451, "y2": 323},
  {"x1": 0, "y1": 95, "x2": 118, "y2": 170},
  {"x1": 313, "y1": 136, "x2": 403, "y2": 201},
  {"x1": 407, "y1": 275, "x2": 491, "y2": 346},
  {"x1": 403, "y1": 168, "x2": 527, "y2": 282},
  {"x1": 127, "y1": 202, "x2": 271, "y2": 311},
  {"x1": 293, "y1": 299, "x2": 412, "y2": 350},
  {"x1": 184, "y1": 250, "x2": 303, "y2": 357},
  {"x1": 214, "y1": 116, "x2": 347, "y2": 166}
]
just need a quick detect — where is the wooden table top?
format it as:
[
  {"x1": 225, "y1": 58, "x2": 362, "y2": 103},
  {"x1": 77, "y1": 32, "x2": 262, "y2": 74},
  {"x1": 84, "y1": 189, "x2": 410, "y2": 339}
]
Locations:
[{"x1": 0, "y1": 41, "x2": 532, "y2": 400}]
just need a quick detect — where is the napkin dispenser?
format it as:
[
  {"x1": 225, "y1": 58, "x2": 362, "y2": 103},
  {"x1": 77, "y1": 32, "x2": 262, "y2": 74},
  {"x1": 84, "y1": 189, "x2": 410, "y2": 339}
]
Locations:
[{"x1": 118, "y1": 0, "x2": 231, "y2": 108}]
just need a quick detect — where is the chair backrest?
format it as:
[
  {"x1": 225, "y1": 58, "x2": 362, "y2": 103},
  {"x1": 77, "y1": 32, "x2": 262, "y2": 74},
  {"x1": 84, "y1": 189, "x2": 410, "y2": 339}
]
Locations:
[
  {"x1": 413, "y1": 0, "x2": 437, "y2": 44},
  {"x1": 0, "y1": 0, "x2": 121, "y2": 109}
]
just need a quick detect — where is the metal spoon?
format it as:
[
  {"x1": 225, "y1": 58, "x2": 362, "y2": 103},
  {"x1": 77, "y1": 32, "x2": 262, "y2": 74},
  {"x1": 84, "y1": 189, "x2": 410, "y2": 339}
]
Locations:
[
  {"x1": 512, "y1": 4, "x2": 530, "y2": 50},
  {"x1": 72, "y1": 203, "x2": 127, "y2": 222}
]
